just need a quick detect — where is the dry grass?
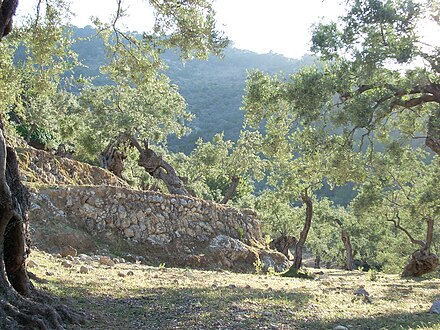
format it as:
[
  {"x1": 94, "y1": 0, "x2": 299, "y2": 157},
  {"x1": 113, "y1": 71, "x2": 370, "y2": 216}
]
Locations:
[{"x1": 28, "y1": 249, "x2": 440, "y2": 330}]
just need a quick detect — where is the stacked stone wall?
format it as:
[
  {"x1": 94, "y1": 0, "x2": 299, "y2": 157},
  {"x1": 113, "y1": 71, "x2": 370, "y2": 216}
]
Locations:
[{"x1": 32, "y1": 186, "x2": 262, "y2": 246}]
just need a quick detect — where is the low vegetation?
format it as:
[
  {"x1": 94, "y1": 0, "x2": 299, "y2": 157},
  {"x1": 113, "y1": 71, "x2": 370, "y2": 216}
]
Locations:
[{"x1": 29, "y1": 250, "x2": 440, "y2": 330}]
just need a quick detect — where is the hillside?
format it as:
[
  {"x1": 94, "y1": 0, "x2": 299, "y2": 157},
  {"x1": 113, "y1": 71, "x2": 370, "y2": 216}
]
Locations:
[{"x1": 71, "y1": 26, "x2": 314, "y2": 153}]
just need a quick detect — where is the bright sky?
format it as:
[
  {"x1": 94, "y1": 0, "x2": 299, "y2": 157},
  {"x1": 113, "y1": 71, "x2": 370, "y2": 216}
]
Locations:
[{"x1": 16, "y1": 0, "x2": 346, "y2": 59}]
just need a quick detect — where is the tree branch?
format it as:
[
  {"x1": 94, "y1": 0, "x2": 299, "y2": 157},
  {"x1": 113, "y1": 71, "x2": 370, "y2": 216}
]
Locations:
[{"x1": 386, "y1": 212, "x2": 425, "y2": 247}]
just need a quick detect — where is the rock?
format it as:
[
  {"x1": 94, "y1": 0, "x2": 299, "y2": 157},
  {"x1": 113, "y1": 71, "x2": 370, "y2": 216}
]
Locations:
[
  {"x1": 79, "y1": 266, "x2": 90, "y2": 274},
  {"x1": 430, "y1": 300, "x2": 440, "y2": 314},
  {"x1": 27, "y1": 260, "x2": 39, "y2": 268},
  {"x1": 353, "y1": 287, "x2": 371, "y2": 303},
  {"x1": 61, "y1": 260, "x2": 72, "y2": 268},
  {"x1": 99, "y1": 256, "x2": 116, "y2": 267},
  {"x1": 334, "y1": 326, "x2": 349, "y2": 330},
  {"x1": 117, "y1": 271, "x2": 126, "y2": 277},
  {"x1": 78, "y1": 254, "x2": 92, "y2": 262},
  {"x1": 60, "y1": 246, "x2": 77, "y2": 258}
]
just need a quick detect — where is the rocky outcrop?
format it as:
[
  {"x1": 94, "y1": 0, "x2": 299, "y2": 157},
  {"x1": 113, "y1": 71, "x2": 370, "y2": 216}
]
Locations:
[{"x1": 17, "y1": 147, "x2": 128, "y2": 187}]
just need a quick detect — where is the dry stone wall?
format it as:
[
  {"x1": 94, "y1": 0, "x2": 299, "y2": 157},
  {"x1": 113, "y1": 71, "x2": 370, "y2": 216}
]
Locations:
[
  {"x1": 32, "y1": 185, "x2": 262, "y2": 246},
  {"x1": 23, "y1": 148, "x2": 290, "y2": 272}
]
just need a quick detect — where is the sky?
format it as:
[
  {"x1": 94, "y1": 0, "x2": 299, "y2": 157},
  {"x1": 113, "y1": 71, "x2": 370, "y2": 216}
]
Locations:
[{"x1": 16, "y1": 0, "x2": 345, "y2": 59}]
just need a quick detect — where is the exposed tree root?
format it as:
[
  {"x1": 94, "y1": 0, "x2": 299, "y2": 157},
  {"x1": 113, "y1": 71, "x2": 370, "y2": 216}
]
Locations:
[{"x1": 0, "y1": 286, "x2": 85, "y2": 330}]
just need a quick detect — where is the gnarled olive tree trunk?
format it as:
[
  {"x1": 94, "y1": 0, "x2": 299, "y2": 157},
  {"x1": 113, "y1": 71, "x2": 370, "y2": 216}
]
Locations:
[
  {"x1": 0, "y1": 128, "x2": 84, "y2": 329},
  {"x1": 399, "y1": 217, "x2": 438, "y2": 277},
  {"x1": 100, "y1": 133, "x2": 190, "y2": 196},
  {"x1": 220, "y1": 175, "x2": 239, "y2": 204},
  {"x1": 335, "y1": 219, "x2": 355, "y2": 271},
  {"x1": 387, "y1": 214, "x2": 438, "y2": 277},
  {"x1": 281, "y1": 191, "x2": 313, "y2": 277},
  {"x1": 100, "y1": 138, "x2": 127, "y2": 178},
  {"x1": 291, "y1": 193, "x2": 313, "y2": 270},
  {"x1": 128, "y1": 136, "x2": 190, "y2": 196},
  {"x1": 0, "y1": 2, "x2": 84, "y2": 327}
]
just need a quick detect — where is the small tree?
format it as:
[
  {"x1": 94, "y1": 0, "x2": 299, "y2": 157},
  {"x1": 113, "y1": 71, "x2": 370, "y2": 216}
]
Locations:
[
  {"x1": 243, "y1": 70, "x2": 365, "y2": 273},
  {"x1": 352, "y1": 148, "x2": 439, "y2": 276},
  {"x1": 188, "y1": 130, "x2": 266, "y2": 204}
]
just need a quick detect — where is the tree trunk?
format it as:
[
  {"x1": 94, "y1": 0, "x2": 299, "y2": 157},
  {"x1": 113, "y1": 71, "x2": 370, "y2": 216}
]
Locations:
[
  {"x1": 341, "y1": 230, "x2": 354, "y2": 271},
  {"x1": 0, "y1": 4, "x2": 84, "y2": 326},
  {"x1": 0, "y1": 0, "x2": 17, "y2": 38},
  {"x1": 129, "y1": 136, "x2": 190, "y2": 196},
  {"x1": 401, "y1": 217, "x2": 439, "y2": 277},
  {"x1": 220, "y1": 175, "x2": 240, "y2": 204},
  {"x1": 291, "y1": 192, "x2": 313, "y2": 271},
  {"x1": 0, "y1": 128, "x2": 85, "y2": 328},
  {"x1": 314, "y1": 255, "x2": 321, "y2": 269},
  {"x1": 99, "y1": 140, "x2": 126, "y2": 178}
]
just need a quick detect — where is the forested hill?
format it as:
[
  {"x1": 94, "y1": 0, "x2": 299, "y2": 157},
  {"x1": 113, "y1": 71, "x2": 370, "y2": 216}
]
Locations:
[{"x1": 71, "y1": 26, "x2": 315, "y2": 153}]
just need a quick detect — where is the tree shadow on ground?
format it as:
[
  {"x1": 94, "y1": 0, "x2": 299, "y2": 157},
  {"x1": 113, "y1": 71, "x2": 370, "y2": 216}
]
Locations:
[
  {"x1": 41, "y1": 277, "x2": 312, "y2": 330},
  {"x1": 36, "y1": 276, "x2": 440, "y2": 330}
]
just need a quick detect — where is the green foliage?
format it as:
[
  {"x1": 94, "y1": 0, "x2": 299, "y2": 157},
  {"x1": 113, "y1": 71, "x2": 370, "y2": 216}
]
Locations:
[
  {"x1": 366, "y1": 269, "x2": 378, "y2": 282},
  {"x1": 253, "y1": 258, "x2": 263, "y2": 275},
  {"x1": 241, "y1": 0, "x2": 440, "y2": 274},
  {"x1": 183, "y1": 130, "x2": 266, "y2": 204}
]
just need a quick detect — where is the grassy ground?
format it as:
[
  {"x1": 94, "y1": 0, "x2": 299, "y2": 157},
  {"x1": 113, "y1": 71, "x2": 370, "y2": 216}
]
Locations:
[{"x1": 28, "y1": 249, "x2": 440, "y2": 330}]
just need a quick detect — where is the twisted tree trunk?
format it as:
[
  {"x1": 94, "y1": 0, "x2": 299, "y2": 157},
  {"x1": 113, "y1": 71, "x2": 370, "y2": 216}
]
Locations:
[
  {"x1": 281, "y1": 191, "x2": 313, "y2": 277},
  {"x1": 387, "y1": 214, "x2": 438, "y2": 277},
  {"x1": 400, "y1": 217, "x2": 439, "y2": 277},
  {"x1": 100, "y1": 140, "x2": 126, "y2": 178},
  {"x1": 341, "y1": 231, "x2": 354, "y2": 271},
  {"x1": 0, "y1": 3, "x2": 84, "y2": 327},
  {"x1": 220, "y1": 175, "x2": 239, "y2": 204},
  {"x1": 335, "y1": 219, "x2": 355, "y2": 271},
  {"x1": 0, "y1": 128, "x2": 84, "y2": 329},
  {"x1": 129, "y1": 136, "x2": 190, "y2": 196}
]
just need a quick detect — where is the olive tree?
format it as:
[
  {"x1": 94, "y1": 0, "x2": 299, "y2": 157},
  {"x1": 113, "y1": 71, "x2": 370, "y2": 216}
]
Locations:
[{"x1": 0, "y1": 0, "x2": 227, "y2": 327}]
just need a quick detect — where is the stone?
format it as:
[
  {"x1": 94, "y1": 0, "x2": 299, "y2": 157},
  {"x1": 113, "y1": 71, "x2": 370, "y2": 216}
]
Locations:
[
  {"x1": 99, "y1": 256, "x2": 116, "y2": 267},
  {"x1": 80, "y1": 266, "x2": 90, "y2": 274},
  {"x1": 27, "y1": 260, "x2": 39, "y2": 268},
  {"x1": 430, "y1": 300, "x2": 440, "y2": 314},
  {"x1": 61, "y1": 260, "x2": 72, "y2": 268},
  {"x1": 60, "y1": 246, "x2": 77, "y2": 258},
  {"x1": 124, "y1": 227, "x2": 135, "y2": 238},
  {"x1": 117, "y1": 271, "x2": 126, "y2": 277},
  {"x1": 334, "y1": 326, "x2": 349, "y2": 330},
  {"x1": 78, "y1": 254, "x2": 92, "y2": 261},
  {"x1": 353, "y1": 287, "x2": 371, "y2": 303}
]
